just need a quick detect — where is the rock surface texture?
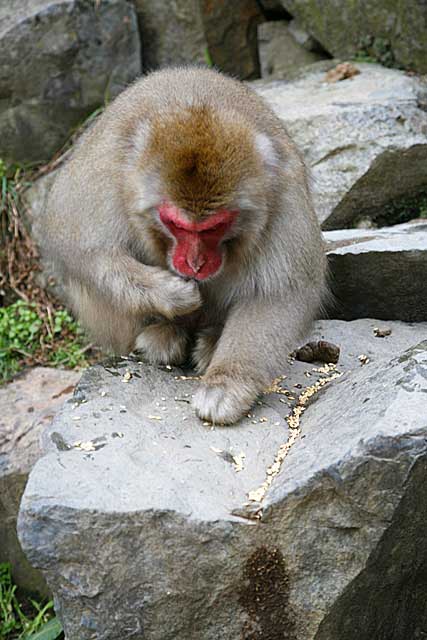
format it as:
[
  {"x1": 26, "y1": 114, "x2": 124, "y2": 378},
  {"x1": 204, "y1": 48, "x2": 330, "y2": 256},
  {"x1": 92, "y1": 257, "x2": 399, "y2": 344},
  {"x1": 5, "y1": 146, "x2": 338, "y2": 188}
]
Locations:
[
  {"x1": 0, "y1": 367, "x2": 80, "y2": 595},
  {"x1": 0, "y1": 0, "x2": 141, "y2": 164},
  {"x1": 258, "y1": 21, "x2": 325, "y2": 79},
  {"x1": 201, "y1": 0, "x2": 264, "y2": 80},
  {"x1": 18, "y1": 320, "x2": 427, "y2": 639},
  {"x1": 134, "y1": 0, "x2": 206, "y2": 71},
  {"x1": 325, "y1": 221, "x2": 427, "y2": 321},
  {"x1": 255, "y1": 64, "x2": 427, "y2": 229},
  {"x1": 279, "y1": 0, "x2": 427, "y2": 73}
]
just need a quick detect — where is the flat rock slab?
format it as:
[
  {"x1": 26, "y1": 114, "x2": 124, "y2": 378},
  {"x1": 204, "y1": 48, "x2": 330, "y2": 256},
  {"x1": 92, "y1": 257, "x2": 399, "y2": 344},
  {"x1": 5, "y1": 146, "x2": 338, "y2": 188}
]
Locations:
[
  {"x1": 0, "y1": 367, "x2": 80, "y2": 595},
  {"x1": 325, "y1": 220, "x2": 427, "y2": 321},
  {"x1": 18, "y1": 320, "x2": 427, "y2": 639},
  {"x1": 255, "y1": 64, "x2": 427, "y2": 229}
]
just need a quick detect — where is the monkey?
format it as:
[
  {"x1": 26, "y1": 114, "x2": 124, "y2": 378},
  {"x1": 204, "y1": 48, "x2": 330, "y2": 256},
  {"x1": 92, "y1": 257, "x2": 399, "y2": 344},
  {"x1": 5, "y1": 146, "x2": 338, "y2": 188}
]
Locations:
[{"x1": 39, "y1": 66, "x2": 327, "y2": 425}]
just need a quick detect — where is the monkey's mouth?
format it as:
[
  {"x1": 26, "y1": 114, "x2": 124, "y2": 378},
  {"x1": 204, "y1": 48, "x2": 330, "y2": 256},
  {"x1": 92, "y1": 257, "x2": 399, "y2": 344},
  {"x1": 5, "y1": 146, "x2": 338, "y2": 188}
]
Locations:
[{"x1": 172, "y1": 236, "x2": 224, "y2": 280}]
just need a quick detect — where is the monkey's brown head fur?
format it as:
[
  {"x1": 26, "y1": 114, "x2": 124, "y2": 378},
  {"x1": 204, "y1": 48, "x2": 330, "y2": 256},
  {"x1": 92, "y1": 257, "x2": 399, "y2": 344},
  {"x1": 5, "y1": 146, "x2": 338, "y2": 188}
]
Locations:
[{"x1": 145, "y1": 106, "x2": 261, "y2": 217}]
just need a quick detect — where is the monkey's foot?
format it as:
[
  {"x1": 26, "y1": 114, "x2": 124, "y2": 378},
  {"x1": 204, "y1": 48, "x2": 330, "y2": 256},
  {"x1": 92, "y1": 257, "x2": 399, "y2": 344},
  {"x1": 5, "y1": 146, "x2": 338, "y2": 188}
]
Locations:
[
  {"x1": 135, "y1": 323, "x2": 188, "y2": 365},
  {"x1": 192, "y1": 327, "x2": 222, "y2": 374},
  {"x1": 192, "y1": 378, "x2": 257, "y2": 425}
]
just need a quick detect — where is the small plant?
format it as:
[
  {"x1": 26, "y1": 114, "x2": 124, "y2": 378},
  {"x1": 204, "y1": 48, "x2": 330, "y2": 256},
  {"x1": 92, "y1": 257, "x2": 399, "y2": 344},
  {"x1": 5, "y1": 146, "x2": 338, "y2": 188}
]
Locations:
[
  {"x1": 353, "y1": 35, "x2": 400, "y2": 68},
  {"x1": 0, "y1": 301, "x2": 89, "y2": 383},
  {"x1": 0, "y1": 563, "x2": 62, "y2": 639},
  {"x1": 0, "y1": 153, "x2": 99, "y2": 383},
  {"x1": 204, "y1": 47, "x2": 214, "y2": 68}
]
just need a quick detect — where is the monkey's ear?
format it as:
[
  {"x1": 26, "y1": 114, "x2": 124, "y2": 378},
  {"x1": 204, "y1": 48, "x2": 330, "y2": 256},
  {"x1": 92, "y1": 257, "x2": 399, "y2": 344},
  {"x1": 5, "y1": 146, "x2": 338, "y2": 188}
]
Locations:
[{"x1": 254, "y1": 132, "x2": 279, "y2": 170}]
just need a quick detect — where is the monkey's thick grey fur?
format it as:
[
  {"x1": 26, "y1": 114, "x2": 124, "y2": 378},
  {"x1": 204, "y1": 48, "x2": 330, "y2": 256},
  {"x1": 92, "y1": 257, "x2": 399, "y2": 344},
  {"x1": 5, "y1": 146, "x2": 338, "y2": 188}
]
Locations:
[{"x1": 39, "y1": 66, "x2": 326, "y2": 425}]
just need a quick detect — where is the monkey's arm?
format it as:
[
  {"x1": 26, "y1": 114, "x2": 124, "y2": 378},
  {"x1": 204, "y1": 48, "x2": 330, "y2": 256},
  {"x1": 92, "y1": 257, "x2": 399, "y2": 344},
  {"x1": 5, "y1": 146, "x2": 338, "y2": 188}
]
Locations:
[
  {"x1": 192, "y1": 295, "x2": 316, "y2": 424},
  {"x1": 62, "y1": 250, "x2": 202, "y2": 321}
]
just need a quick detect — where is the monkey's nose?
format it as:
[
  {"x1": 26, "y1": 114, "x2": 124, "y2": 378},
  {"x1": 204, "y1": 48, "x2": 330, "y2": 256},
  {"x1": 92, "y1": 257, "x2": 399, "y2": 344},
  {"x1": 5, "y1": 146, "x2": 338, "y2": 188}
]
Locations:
[
  {"x1": 186, "y1": 252, "x2": 206, "y2": 273},
  {"x1": 186, "y1": 237, "x2": 207, "y2": 273}
]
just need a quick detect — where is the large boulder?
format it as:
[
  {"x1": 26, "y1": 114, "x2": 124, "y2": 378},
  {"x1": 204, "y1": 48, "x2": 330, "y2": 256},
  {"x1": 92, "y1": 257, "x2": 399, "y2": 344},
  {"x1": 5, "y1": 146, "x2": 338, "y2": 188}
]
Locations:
[
  {"x1": 201, "y1": 0, "x2": 264, "y2": 79},
  {"x1": 325, "y1": 221, "x2": 427, "y2": 322},
  {"x1": 18, "y1": 320, "x2": 427, "y2": 639},
  {"x1": 0, "y1": 0, "x2": 141, "y2": 165},
  {"x1": 279, "y1": 0, "x2": 427, "y2": 74},
  {"x1": 134, "y1": 0, "x2": 207, "y2": 71},
  {"x1": 258, "y1": 21, "x2": 326, "y2": 79},
  {"x1": 255, "y1": 64, "x2": 427, "y2": 229},
  {"x1": 258, "y1": 0, "x2": 289, "y2": 15},
  {"x1": 0, "y1": 367, "x2": 80, "y2": 595}
]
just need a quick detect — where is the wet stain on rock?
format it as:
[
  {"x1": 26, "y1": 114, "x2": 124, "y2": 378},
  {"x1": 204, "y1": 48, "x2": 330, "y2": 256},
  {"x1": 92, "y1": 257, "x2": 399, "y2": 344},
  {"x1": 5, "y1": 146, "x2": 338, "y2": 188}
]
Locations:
[{"x1": 239, "y1": 546, "x2": 296, "y2": 640}]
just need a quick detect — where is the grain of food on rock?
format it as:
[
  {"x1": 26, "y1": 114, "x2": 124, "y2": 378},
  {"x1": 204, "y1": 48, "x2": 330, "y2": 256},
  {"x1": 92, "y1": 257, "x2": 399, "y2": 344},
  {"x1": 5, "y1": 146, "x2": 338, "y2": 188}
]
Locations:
[{"x1": 374, "y1": 327, "x2": 392, "y2": 338}]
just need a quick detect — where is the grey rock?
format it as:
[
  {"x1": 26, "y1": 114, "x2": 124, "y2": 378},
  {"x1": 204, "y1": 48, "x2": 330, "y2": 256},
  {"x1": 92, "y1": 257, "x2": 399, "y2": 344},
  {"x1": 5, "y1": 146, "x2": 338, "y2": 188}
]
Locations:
[
  {"x1": 288, "y1": 18, "x2": 325, "y2": 53},
  {"x1": 258, "y1": 0, "x2": 289, "y2": 14},
  {"x1": 0, "y1": 0, "x2": 141, "y2": 165},
  {"x1": 279, "y1": 0, "x2": 427, "y2": 74},
  {"x1": 134, "y1": 0, "x2": 207, "y2": 71},
  {"x1": 201, "y1": 0, "x2": 264, "y2": 80},
  {"x1": 255, "y1": 64, "x2": 427, "y2": 229},
  {"x1": 18, "y1": 320, "x2": 427, "y2": 638},
  {"x1": 1, "y1": 367, "x2": 80, "y2": 595},
  {"x1": 258, "y1": 21, "x2": 326, "y2": 80},
  {"x1": 325, "y1": 221, "x2": 427, "y2": 322}
]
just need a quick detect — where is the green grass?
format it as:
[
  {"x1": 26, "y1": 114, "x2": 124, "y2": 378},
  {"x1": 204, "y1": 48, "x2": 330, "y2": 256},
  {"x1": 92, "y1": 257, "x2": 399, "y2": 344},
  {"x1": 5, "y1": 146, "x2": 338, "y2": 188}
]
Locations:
[
  {"x1": 0, "y1": 153, "x2": 97, "y2": 384},
  {"x1": 0, "y1": 564, "x2": 62, "y2": 639},
  {"x1": 0, "y1": 301, "x2": 89, "y2": 383}
]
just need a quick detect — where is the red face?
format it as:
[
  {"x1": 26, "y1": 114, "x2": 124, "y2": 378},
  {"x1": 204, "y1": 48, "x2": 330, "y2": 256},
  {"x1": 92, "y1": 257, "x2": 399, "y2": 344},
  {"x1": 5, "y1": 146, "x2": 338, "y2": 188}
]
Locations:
[{"x1": 158, "y1": 203, "x2": 238, "y2": 280}]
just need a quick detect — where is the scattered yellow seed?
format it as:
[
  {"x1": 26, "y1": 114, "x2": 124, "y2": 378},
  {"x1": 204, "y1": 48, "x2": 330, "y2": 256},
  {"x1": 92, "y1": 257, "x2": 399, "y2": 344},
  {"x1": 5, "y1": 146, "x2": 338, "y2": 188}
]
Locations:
[
  {"x1": 148, "y1": 415, "x2": 162, "y2": 420},
  {"x1": 80, "y1": 442, "x2": 96, "y2": 452},
  {"x1": 248, "y1": 487, "x2": 265, "y2": 502},
  {"x1": 210, "y1": 446, "x2": 223, "y2": 454},
  {"x1": 247, "y1": 369, "x2": 341, "y2": 503},
  {"x1": 232, "y1": 452, "x2": 246, "y2": 472},
  {"x1": 73, "y1": 440, "x2": 96, "y2": 452}
]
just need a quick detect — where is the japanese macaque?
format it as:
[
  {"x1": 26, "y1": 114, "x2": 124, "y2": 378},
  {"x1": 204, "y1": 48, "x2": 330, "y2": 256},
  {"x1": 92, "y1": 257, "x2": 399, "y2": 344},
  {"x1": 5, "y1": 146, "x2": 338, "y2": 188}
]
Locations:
[{"x1": 40, "y1": 67, "x2": 327, "y2": 424}]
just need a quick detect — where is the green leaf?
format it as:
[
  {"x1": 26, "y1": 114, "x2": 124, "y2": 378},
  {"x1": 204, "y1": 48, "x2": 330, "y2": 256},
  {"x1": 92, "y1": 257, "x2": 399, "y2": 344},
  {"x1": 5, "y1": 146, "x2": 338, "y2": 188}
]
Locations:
[
  {"x1": 204, "y1": 47, "x2": 213, "y2": 68},
  {"x1": 22, "y1": 616, "x2": 63, "y2": 640}
]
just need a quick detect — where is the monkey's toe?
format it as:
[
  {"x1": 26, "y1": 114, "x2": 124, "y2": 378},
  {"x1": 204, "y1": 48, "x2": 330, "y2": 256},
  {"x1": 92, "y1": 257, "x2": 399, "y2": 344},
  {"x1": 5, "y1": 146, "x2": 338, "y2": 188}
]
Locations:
[
  {"x1": 135, "y1": 323, "x2": 188, "y2": 365},
  {"x1": 192, "y1": 379, "x2": 257, "y2": 425}
]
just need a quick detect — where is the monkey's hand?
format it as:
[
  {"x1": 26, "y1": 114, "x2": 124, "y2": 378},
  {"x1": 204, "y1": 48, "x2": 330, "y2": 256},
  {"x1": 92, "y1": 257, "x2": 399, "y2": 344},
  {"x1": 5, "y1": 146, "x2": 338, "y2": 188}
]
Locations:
[
  {"x1": 145, "y1": 267, "x2": 202, "y2": 320},
  {"x1": 191, "y1": 295, "x2": 317, "y2": 425},
  {"x1": 192, "y1": 374, "x2": 259, "y2": 425}
]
